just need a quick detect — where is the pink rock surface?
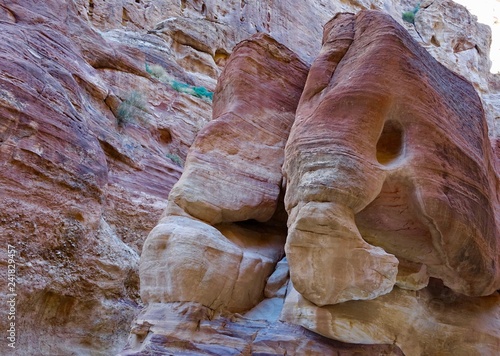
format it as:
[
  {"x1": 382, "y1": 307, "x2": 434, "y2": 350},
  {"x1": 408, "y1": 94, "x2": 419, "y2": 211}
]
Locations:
[
  {"x1": 284, "y1": 10, "x2": 500, "y2": 306},
  {"x1": 169, "y1": 33, "x2": 309, "y2": 224},
  {"x1": 282, "y1": 279, "x2": 500, "y2": 355},
  {"x1": 140, "y1": 33, "x2": 307, "y2": 313},
  {"x1": 0, "y1": 1, "x2": 212, "y2": 354}
]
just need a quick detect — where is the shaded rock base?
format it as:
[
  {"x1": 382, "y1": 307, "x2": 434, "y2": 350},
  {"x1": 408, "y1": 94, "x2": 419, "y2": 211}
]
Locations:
[{"x1": 119, "y1": 302, "x2": 403, "y2": 356}]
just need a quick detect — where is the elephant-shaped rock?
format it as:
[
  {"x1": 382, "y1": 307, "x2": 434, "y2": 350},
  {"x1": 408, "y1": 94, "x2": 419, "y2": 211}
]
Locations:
[{"x1": 283, "y1": 10, "x2": 500, "y2": 306}]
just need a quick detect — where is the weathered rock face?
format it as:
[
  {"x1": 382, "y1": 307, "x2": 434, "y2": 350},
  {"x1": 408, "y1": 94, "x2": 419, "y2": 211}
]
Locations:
[
  {"x1": 74, "y1": 0, "x2": 403, "y2": 65},
  {"x1": 119, "y1": 301, "x2": 404, "y2": 356},
  {"x1": 131, "y1": 7, "x2": 499, "y2": 355},
  {"x1": 414, "y1": 0, "x2": 493, "y2": 91},
  {"x1": 140, "y1": 33, "x2": 308, "y2": 313},
  {"x1": 1, "y1": 0, "x2": 499, "y2": 355},
  {"x1": 168, "y1": 33, "x2": 308, "y2": 224},
  {"x1": 412, "y1": 1, "x2": 500, "y2": 159},
  {"x1": 0, "y1": 0, "x2": 212, "y2": 354},
  {"x1": 284, "y1": 10, "x2": 500, "y2": 307}
]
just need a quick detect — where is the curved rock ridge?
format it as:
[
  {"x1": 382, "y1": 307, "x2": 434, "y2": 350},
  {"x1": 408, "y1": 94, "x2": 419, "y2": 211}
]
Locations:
[
  {"x1": 140, "y1": 33, "x2": 309, "y2": 312},
  {"x1": 283, "y1": 10, "x2": 500, "y2": 306}
]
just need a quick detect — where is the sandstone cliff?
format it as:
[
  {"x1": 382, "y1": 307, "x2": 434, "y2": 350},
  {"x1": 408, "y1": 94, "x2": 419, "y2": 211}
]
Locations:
[{"x1": 0, "y1": 0, "x2": 498, "y2": 355}]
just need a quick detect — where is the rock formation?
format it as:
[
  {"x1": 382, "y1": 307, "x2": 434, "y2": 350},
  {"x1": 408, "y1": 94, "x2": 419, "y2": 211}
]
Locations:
[
  {"x1": 284, "y1": 10, "x2": 500, "y2": 306},
  {"x1": 120, "y1": 301, "x2": 403, "y2": 356},
  {"x1": 129, "y1": 7, "x2": 500, "y2": 356},
  {"x1": 283, "y1": 279, "x2": 500, "y2": 355},
  {"x1": 281, "y1": 9, "x2": 500, "y2": 354},
  {"x1": 0, "y1": 0, "x2": 213, "y2": 354},
  {"x1": 0, "y1": 0, "x2": 499, "y2": 354},
  {"x1": 140, "y1": 33, "x2": 308, "y2": 312}
]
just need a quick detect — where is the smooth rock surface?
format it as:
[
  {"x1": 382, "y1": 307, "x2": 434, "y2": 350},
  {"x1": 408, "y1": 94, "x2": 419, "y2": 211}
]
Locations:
[
  {"x1": 284, "y1": 10, "x2": 500, "y2": 307},
  {"x1": 282, "y1": 280, "x2": 500, "y2": 356},
  {"x1": 140, "y1": 216, "x2": 285, "y2": 312},
  {"x1": 168, "y1": 33, "x2": 308, "y2": 224},
  {"x1": 140, "y1": 33, "x2": 308, "y2": 313}
]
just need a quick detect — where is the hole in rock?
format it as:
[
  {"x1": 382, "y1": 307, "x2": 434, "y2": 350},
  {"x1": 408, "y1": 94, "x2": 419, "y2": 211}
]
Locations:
[
  {"x1": 215, "y1": 219, "x2": 287, "y2": 261},
  {"x1": 214, "y1": 48, "x2": 230, "y2": 66},
  {"x1": 158, "y1": 128, "x2": 172, "y2": 145},
  {"x1": 214, "y1": 187, "x2": 288, "y2": 256},
  {"x1": 376, "y1": 120, "x2": 404, "y2": 165},
  {"x1": 430, "y1": 35, "x2": 440, "y2": 47}
]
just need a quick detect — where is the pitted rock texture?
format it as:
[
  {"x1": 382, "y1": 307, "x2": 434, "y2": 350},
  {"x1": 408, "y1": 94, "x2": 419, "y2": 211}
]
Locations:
[
  {"x1": 283, "y1": 10, "x2": 500, "y2": 307},
  {"x1": 413, "y1": 0, "x2": 493, "y2": 91},
  {"x1": 74, "y1": 0, "x2": 403, "y2": 65},
  {"x1": 282, "y1": 280, "x2": 500, "y2": 356},
  {"x1": 140, "y1": 33, "x2": 308, "y2": 313}
]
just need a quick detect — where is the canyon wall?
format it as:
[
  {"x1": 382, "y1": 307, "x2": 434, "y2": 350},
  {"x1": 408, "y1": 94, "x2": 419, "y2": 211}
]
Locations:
[{"x1": 0, "y1": 0, "x2": 498, "y2": 355}]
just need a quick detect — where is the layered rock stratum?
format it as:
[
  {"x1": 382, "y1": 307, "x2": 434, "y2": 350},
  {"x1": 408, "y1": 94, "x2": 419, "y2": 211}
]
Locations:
[
  {"x1": 139, "y1": 32, "x2": 308, "y2": 314},
  {"x1": 0, "y1": 0, "x2": 499, "y2": 355}
]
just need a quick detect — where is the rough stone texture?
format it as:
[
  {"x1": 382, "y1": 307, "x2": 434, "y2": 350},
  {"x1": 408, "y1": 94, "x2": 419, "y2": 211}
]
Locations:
[
  {"x1": 72, "y1": 0, "x2": 500, "y2": 150},
  {"x1": 282, "y1": 280, "x2": 500, "y2": 356},
  {"x1": 139, "y1": 33, "x2": 307, "y2": 313},
  {"x1": 119, "y1": 302, "x2": 404, "y2": 356},
  {"x1": 284, "y1": 10, "x2": 500, "y2": 307},
  {"x1": 404, "y1": 0, "x2": 500, "y2": 161},
  {"x1": 0, "y1": 0, "x2": 211, "y2": 354},
  {"x1": 414, "y1": 0, "x2": 493, "y2": 91},
  {"x1": 74, "y1": 0, "x2": 402, "y2": 65}
]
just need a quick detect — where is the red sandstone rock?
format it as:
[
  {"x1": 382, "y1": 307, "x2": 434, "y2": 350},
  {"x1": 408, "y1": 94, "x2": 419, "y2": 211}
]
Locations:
[
  {"x1": 283, "y1": 10, "x2": 500, "y2": 306},
  {"x1": 169, "y1": 33, "x2": 308, "y2": 224},
  {"x1": 0, "y1": 1, "x2": 212, "y2": 354},
  {"x1": 140, "y1": 33, "x2": 308, "y2": 312},
  {"x1": 1, "y1": 0, "x2": 499, "y2": 354}
]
